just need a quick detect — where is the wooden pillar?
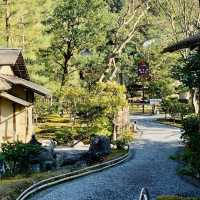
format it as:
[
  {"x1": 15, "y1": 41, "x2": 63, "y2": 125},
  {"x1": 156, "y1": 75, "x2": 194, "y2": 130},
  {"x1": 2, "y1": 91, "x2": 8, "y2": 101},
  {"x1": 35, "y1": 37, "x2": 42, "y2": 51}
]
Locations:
[
  {"x1": 0, "y1": 98, "x2": 2, "y2": 146},
  {"x1": 12, "y1": 103, "x2": 16, "y2": 141},
  {"x1": 25, "y1": 107, "x2": 29, "y2": 142}
]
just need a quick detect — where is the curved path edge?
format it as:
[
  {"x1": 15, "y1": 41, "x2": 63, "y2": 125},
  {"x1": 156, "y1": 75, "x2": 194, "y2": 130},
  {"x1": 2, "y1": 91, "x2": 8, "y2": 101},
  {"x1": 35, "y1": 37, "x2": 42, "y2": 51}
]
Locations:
[{"x1": 17, "y1": 148, "x2": 131, "y2": 200}]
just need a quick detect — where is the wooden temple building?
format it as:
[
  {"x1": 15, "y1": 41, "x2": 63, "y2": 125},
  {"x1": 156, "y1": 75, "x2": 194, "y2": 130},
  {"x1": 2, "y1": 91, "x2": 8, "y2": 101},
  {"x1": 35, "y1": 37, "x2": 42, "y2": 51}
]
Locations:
[
  {"x1": 163, "y1": 33, "x2": 200, "y2": 114},
  {"x1": 0, "y1": 48, "x2": 51, "y2": 146},
  {"x1": 162, "y1": 33, "x2": 200, "y2": 53}
]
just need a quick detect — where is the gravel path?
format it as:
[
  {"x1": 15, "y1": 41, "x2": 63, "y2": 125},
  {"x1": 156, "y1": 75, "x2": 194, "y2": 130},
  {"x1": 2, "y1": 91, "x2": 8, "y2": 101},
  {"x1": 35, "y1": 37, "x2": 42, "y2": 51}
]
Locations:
[{"x1": 29, "y1": 115, "x2": 200, "y2": 200}]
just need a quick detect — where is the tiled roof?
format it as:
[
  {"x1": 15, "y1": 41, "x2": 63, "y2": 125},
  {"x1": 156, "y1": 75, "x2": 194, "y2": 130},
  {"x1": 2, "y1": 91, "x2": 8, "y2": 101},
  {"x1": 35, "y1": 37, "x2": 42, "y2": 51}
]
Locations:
[
  {"x1": 163, "y1": 33, "x2": 200, "y2": 53},
  {"x1": 0, "y1": 48, "x2": 29, "y2": 80},
  {"x1": 0, "y1": 74, "x2": 51, "y2": 97},
  {"x1": 0, "y1": 48, "x2": 21, "y2": 65}
]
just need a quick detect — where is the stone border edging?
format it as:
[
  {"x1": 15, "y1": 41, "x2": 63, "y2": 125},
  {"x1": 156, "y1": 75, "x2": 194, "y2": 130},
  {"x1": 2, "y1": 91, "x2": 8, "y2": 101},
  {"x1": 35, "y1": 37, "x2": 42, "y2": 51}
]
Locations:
[
  {"x1": 181, "y1": 175, "x2": 200, "y2": 188},
  {"x1": 16, "y1": 148, "x2": 130, "y2": 200}
]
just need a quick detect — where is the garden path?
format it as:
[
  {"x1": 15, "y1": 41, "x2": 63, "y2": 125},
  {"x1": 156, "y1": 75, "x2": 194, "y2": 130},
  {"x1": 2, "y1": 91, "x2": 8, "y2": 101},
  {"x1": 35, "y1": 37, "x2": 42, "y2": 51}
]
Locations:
[{"x1": 29, "y1": 115, "x2": 200, "y2": 200}]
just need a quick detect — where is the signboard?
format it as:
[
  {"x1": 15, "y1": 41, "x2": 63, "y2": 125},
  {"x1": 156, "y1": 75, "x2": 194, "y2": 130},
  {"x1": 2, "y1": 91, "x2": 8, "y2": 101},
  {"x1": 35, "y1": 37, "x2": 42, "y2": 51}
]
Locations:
[
  {"x1": 138, "y1": 60, "x2": 150, "y2": 77},
  {"x1": 150, "y1": 99, "x2": 162, "y2": 105}
]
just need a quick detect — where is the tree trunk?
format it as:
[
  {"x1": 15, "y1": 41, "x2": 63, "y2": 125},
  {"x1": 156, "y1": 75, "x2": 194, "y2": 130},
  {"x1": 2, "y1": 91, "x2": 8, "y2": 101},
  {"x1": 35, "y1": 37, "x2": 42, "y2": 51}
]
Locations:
[
  {"x1": 198, "y1": 86, "x2": 200, "y2": 115},
  {"x1": 191, "y1": 88, "x2": 199, "y2": 114},
  {"x1": 5, "y1": 0, "x2": 11, "y2": 47},
  {"x1": 59, "y1": 48, "x2": 72, "y2": 92}
]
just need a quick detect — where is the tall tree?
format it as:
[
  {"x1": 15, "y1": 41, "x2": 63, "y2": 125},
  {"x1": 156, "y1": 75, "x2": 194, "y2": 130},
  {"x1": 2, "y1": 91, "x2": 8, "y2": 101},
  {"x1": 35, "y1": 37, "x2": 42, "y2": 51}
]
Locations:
[
  {"x1": 42, "y1": 0, "x2": 116, "y2": 92},
  {"x1": 99, "y1": 0, "x2": 153, "y2": 82}
]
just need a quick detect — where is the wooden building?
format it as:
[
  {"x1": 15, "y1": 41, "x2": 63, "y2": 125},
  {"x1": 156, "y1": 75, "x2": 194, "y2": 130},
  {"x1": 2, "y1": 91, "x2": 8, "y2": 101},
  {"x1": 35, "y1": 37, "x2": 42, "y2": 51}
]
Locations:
[
  {"x1": 162, "y1": 33, "x2": 200, "y2": 114},
  {"x1": 162, "y1": 33, "x2": 200, "y2": 53},
  {"x1": 0, "y1": 48, "x2": 51, "y2": 146}
]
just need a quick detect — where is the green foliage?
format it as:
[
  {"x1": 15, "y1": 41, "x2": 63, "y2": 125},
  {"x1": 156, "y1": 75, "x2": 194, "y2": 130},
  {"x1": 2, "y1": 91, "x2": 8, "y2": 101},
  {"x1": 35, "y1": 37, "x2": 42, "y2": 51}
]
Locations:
[
  {"x1": 1, "y1": 142, "x2": 42, "y2": 175},
  {"x1": 62, "y1": 82, "x2": 127, "y2": 137},
  {"x1": 148, "y1": 79, "x2": 175, "y2": 98},
  {"x1": 106, "y1": 0, "x2": 124, "y2": 13},
  {"x1": 172, "y1": 52, "x2": 200, "y2": 89},
  {"x1": 34, "y1": 98, "x2": 59, "y2": 120},
  {"x1": 0, "y1": 0, "x2": 55, "y2": 67},
  {"x1": 0, "y1": 153, "x2": 5, "y2": 162},
  {"x1": 114, "y1": 140, "x2": 127, "y2": 150},
  {"x1": 114, "y1": 129, "x2": 133, "y2": 149},
  {"x1": 182, "y1": 115, "x2": 200, "y2": 135},
  {"x1": 157, "y1": 196, "x2": 200, "y2": 200},
  {"x1": 161, "y1": 98, "x2": 192, "y2": 120},
  {"x1": 180, "y1": 115, "x2": 200, "y2": 176},
  {"x1": 55, "y1": 130, "x2": 74, "y2": 145},
  {"x1": 41, "y1": 0, "x2": 116, "y2": 89}
]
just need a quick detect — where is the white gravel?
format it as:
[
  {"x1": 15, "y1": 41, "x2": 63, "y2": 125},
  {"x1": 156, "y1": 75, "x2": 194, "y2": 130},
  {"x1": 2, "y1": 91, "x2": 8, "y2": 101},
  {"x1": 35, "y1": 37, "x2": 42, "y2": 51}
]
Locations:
[{"x1": 29, "y1": 115, "x2": 200, "y2": 200}]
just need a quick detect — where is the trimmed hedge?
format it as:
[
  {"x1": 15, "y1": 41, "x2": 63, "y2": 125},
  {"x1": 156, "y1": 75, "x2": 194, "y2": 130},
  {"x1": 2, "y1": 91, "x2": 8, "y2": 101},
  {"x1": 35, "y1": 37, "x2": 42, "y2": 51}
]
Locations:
[{"x1": 180, "y1": 115, "x2": 200, "y2": 176}]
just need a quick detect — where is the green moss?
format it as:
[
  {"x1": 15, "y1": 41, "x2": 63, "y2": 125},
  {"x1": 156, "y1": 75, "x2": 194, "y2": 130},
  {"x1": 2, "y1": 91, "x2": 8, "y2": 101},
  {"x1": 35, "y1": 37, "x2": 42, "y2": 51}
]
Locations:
[{"x1": 105, "y1": 149, "x2": 128, "y2": 160}]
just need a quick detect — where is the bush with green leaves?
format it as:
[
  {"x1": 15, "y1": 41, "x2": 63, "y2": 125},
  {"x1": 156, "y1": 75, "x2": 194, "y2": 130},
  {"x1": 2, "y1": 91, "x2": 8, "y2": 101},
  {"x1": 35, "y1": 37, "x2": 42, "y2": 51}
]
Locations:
[
  {"x1": 114, "y1": 130, "x2": 134, "y2": 149},
  {"x1": 1, "y1": 142, "x2": 42, "y2": 175},
  {"x1": 34, "y1": 97, "x2": 60, "y2": 121},
  {"x1": 161, "y1": 98, "x2": 192, "y2": 121},
  {"x1": 180, "y1": 115, "x2": 200, "y2": 176},
  {"x1": 0, "y1": 153, "x2": 4, "y2": 162},
  {"x1": 55, "y1": 130, "x2": 75, "y2": 145},
  {"x1": 62, "y1": 82, "x2": 127, "y2": 138}
]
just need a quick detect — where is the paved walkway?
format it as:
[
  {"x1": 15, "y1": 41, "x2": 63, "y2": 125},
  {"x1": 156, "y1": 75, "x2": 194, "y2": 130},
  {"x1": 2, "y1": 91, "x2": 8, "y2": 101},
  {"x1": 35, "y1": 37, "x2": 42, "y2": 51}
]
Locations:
[{"x1": 29, "y1": 115, "x2": 200, "y2": 200}]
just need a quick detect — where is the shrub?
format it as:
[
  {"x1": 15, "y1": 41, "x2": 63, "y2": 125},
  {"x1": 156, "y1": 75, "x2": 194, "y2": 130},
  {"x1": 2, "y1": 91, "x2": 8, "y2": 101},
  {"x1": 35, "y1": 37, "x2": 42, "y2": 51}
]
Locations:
[
  {"x1": 62, "y1": 81, "x2": 127, "y2": 137},
  {"x1": 180, "y1": 115, "x2": 200, "y2": 176},
  {"x1": 161, "y1": 98, "x2": 192, "y2": 120},
  {"x1": 55, "y1": 130, "x2": 74, "y2": 145},
  {"x1": 182, "y1": 115, "x2": 200, "y2": 134},
  {"x1": 1, "y1": 142, "x2": 42, "y2": 175},
  {"x1": 114, "y1": 130, "x2": 134, "y2": 150},
  {"x1": 0, "y1": 153, "x2": 4, "y2": 161},
  {"x1": 114, "y1": 140, "x2": 127, "y2": 150}
]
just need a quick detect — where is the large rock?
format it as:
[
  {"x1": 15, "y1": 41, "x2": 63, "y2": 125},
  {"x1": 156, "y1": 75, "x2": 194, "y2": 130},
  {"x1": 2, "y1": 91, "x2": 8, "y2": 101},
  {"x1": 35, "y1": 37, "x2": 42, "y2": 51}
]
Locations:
[
  {"x1": 38, "y1": 149, "x2": 56, "y2": 170},
  {"x1": 0, "y1": 160, "x2": 6, "y2": 177},
  {"x1": 41, "y1": 139, "x2": 56, "y2": 154},
  {"x1": 29, "y1": 148, "x2": 56, "y2": 171},
  {"x1": 29, "y1": 134, "x2": 42, "y2": 146},
  {"x1": 87, "y1": 136, "x2": 111, "y2": 161},
  {"x1": 29, "y1": 135, "x2": 56, "y2": 171},
  {"x1": 62, "y1": 153, "x2": 84, "y2": 166}
]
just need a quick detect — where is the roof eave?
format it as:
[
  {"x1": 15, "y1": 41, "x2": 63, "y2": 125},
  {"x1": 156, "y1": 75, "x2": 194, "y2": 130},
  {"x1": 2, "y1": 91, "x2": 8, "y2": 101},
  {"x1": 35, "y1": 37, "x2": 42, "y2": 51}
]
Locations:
[
  {"x1": 0, "y1": 92, "x2": 32, "y2": 107},
  {"x1": 0, "y1": 74, "x2": 52, "y2": 98},
  {"x1": 162, "y1": 33, "x2": 200, "y2": 53}
]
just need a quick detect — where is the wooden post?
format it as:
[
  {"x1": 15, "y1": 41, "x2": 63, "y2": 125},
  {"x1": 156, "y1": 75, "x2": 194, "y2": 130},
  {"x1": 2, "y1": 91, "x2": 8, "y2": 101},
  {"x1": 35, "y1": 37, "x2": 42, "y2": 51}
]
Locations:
[
  {"x1": 0, "y1": 98, "x2": 1, "y2": 146},
  {"x1": 113, "y1": 124, "x2": 117, "y2": 141},
  {"x1": 112, "y1": 115, "x2": 117, "y2": 141},
  {"x1": 142, "y1": 84, "x2": 145, "y2": 114},
  {"x1": 25, "y1": 107, "x2": 29, "y2": 142},
  {"x1": 12, "y1": 103, "x2": 16, "y2": 141}
]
